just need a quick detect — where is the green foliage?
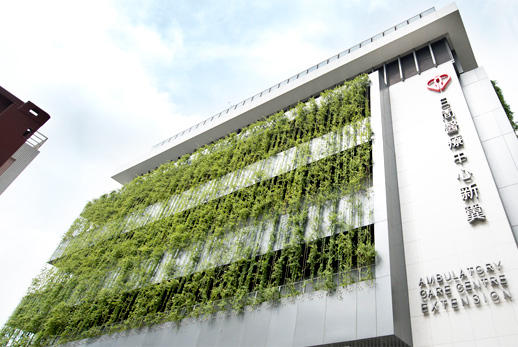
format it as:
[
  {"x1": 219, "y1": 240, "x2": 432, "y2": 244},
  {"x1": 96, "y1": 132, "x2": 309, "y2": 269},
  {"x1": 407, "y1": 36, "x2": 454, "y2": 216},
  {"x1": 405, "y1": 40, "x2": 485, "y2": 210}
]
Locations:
[
  {"x1": 2, "y1": 75, "x2": 375, "y2": 346},
  {"x1": 492, "y1": 80, "x2": 517, "y2": 133}
]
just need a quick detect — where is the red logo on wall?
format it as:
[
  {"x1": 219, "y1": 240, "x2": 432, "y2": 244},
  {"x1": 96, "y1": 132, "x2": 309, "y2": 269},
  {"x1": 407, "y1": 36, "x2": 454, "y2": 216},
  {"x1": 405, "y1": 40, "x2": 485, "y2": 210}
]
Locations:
[{"x1": 427, "y1": 74, "x2": 452, "y2": 92}]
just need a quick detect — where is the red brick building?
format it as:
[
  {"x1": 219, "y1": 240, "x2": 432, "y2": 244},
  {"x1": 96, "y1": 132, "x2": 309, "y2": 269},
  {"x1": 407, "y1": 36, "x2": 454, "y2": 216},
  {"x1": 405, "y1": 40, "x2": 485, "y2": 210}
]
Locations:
[{"x1": 0, "y1": 86, "x2": 50, "y2": 195}]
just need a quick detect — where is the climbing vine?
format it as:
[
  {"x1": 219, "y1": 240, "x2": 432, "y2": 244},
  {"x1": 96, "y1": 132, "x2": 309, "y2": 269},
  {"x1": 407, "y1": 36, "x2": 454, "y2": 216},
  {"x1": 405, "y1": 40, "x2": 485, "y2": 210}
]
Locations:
[
  {"x1": 1, "y1": 74, "x2": 374, "y2": 346},
  {"x1": 491, "y1": 80, "x2": 517, "y2": 134}
]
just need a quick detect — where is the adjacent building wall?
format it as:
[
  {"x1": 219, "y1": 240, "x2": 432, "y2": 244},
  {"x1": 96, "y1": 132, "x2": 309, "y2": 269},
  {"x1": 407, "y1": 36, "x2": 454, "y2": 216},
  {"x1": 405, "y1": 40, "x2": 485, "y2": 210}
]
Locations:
[
  {"x1": 0, "y1": 143, "x2": 40, "y2": 196},
  {"x1": 0, "y1": 86, "x2": 49, "y2": 167}
]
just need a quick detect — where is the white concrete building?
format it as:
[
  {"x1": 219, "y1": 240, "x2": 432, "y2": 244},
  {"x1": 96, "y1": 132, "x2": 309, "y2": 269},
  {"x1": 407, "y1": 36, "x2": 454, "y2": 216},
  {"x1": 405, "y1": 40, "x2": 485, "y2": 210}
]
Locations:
[
  {"x1": 4, "y1": 3, "x2": 516, "y2": 347},
  {"x1": 109, "y1": 4, "x2": 518, "y2": 345}
]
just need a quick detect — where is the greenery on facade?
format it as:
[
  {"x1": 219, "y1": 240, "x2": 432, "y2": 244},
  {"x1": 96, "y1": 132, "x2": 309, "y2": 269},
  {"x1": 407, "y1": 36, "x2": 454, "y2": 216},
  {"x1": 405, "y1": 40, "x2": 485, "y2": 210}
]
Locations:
[
  {"x1": 492, "y1": 80, "x2": 517, "y2": 134},
  {"x1": 1, "y1": 75, "x2": 373, "y2": 346}
]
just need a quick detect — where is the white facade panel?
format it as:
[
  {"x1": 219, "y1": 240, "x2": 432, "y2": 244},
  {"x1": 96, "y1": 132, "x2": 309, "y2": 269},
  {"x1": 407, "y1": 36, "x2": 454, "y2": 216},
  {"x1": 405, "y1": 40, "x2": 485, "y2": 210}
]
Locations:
[
  {"x1": 461, "y1": 67, "x2": 518, "y2": 244},
  {"x1": 390, "y1": 63, "x2": 518, "y2": 346}
]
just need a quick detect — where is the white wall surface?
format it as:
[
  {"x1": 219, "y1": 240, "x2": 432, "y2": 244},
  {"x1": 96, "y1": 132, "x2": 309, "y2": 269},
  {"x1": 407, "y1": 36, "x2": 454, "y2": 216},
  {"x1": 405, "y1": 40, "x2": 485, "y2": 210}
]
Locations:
[
  {"x1": 460, "y1": 67, "x2": 518, "y2": 246},
  {"x1": 390, "y1": 63, "x2": 518, "y2": 346}
]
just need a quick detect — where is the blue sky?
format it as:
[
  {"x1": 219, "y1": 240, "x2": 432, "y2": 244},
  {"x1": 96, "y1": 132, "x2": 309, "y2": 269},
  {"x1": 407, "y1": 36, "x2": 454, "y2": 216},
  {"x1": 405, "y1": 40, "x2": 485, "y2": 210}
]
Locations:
[{"x1": 0, "y1": 0, "x2": 517, "y2": 326}]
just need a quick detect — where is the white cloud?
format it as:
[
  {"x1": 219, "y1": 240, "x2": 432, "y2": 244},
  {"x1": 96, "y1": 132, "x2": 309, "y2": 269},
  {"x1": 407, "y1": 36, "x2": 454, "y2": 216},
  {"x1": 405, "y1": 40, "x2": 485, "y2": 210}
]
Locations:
[{"x1": 0, "y1": 0, "x2": 201, "y2": 326}]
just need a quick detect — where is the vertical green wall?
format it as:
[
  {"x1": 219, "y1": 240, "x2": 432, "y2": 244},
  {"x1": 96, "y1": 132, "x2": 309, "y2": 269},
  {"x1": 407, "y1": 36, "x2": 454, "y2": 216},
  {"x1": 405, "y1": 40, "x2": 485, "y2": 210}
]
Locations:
[{"x1": 1, "y1": 74, "x2": 373, "y2": 346}]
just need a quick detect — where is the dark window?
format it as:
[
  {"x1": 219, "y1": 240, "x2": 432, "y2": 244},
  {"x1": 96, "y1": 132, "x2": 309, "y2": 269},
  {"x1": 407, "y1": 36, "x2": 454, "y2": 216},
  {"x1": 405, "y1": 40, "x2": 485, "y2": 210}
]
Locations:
[
  {"x1": 432, "y1": 39, "x2": 451, "y2": 65},
  {"x1": 416, "y1": 46, "x2": 434, "y2": 71},
  {"x1": 386, "y1": 60, "x2": 401, "y2": 85},
  {"x1": 401, "y1": 53, "x2": 418, "y2": 80},
  {"x1": 0, "y1": 94, "x2": 11, "y2": 112},
  {"x1": 22, "y1": 128, "x2": 33, "y2": 138}
]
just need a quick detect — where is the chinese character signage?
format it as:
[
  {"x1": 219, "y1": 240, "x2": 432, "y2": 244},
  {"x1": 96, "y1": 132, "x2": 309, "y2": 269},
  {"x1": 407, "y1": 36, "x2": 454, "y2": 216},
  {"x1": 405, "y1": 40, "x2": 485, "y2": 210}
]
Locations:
[{"x1": 430, "y1": 76, "x2": 486, "y2": 224}]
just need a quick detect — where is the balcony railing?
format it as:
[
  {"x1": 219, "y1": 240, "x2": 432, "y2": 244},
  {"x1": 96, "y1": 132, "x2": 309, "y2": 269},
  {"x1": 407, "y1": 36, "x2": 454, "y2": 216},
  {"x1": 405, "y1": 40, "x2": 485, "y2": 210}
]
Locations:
[{"x1": 25, "y1": 131, "x2": 48, "y2": 150}]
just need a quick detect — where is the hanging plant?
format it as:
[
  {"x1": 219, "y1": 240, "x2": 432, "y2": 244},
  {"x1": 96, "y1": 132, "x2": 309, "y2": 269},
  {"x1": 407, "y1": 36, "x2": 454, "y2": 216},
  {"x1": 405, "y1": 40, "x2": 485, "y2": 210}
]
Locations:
[{"x1": 1, "y1": 74, "x2": 374, "y2": 346}]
